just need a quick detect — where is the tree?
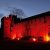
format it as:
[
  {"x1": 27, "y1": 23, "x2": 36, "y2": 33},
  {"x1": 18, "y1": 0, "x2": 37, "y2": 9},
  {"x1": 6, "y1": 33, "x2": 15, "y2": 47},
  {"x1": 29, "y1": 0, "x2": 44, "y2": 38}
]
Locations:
[{"x1": 8, "y1": 7, "x2": 26, "y2": 19}]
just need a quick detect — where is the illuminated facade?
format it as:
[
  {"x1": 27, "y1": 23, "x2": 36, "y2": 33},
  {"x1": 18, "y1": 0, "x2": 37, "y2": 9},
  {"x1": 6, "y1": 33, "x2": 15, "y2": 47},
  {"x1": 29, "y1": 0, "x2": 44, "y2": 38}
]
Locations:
[{"x1": 1, "y1": 11, "x2": 50, "y2": 42}]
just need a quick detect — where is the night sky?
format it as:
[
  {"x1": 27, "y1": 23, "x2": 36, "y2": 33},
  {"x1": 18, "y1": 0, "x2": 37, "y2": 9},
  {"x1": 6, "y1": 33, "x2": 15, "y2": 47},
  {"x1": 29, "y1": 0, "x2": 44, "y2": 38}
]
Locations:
[{"x1": 0, "y1": 0, "x2": 50, "y2": 27}]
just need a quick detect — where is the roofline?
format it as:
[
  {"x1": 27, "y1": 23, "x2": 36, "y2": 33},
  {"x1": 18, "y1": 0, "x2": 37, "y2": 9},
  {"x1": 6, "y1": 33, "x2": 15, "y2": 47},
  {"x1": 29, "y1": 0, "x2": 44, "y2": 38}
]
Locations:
[{"x1": 21, "y1": 11, "x2": 50, "y2": 21}]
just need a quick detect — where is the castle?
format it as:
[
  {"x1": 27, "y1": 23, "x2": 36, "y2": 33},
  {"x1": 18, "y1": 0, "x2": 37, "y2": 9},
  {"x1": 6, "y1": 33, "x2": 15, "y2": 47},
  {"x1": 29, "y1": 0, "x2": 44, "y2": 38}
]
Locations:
[{"x1": 1, "y1": 11, "x2": 50, "y2": 42}]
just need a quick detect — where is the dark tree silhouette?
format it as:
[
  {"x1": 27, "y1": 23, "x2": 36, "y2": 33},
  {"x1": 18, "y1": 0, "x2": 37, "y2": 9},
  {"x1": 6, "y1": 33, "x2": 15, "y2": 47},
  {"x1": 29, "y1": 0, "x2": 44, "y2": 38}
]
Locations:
[{"x1": 8, "y1": 7, "x2": 26, "y2": 19}]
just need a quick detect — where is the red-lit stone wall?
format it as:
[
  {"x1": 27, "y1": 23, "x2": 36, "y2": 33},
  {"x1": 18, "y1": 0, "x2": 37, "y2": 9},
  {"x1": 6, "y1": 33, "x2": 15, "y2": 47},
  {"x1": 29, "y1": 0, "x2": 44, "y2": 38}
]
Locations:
[
  {"x1": 10, "y1": 22, "x2": 26, "y2": 40},
  {"x1": 27, "y1": 16, "x2": 50, "y2": 41},
  {"x1": 4, "y1": 17, "x2": 11, "y2": 38},
  {"x1": 3, "y1": 15, "x2": 50, "y2": 41}
]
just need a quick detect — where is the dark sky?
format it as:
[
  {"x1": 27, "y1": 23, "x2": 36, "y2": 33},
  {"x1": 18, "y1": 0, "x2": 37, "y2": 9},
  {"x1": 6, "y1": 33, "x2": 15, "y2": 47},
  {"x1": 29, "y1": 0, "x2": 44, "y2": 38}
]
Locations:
[{"x1": 0, "y1": 0, "x2": 50, "y2": 27}]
